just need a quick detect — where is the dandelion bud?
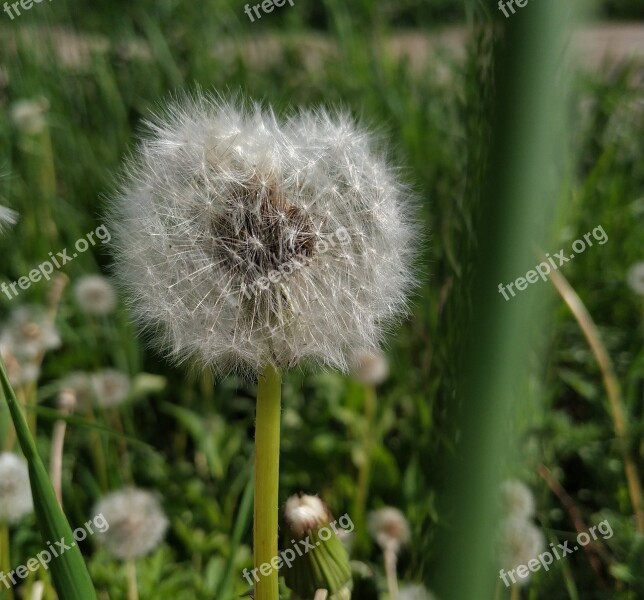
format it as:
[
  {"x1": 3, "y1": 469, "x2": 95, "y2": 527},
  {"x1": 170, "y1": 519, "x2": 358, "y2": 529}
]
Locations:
[
  {"x1": 500, "y1": 479, "x2": 536, "y2": 520},
  {"x1": 282, "y1": 493, "x2": 352, "y2": 599},
  {"x1": 93, "y1": 487, "x2": 168, "y2": 560},
  {"x1": 74, "y1": 275, "x2": 117, "y2": 316},
  {"x1": 0, "y1": 452, "x2": 34, "y2": 524},
  {"x1": 368, "y1": 507, "x2": 410, "y2": 555}
]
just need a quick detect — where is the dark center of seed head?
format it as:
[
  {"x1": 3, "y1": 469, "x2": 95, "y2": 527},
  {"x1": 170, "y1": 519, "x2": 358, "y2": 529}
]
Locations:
[{"x1": 212, "y1": 181, "x2": 317, "y2": 276}]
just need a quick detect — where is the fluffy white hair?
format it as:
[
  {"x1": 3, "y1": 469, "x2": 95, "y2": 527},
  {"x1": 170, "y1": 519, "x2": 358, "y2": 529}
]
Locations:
[
  {"x1": 0, "y1": 205, "x2": 18, "y2": 233},
  {"x1": 0, "y1": 452, "x2": 34, "y2": 524},
  {"x1": 108, "y1": 93, "x2": 417, "y2": 376},
  {"x1": 74, "y1": 275, "x2": 117, "y2": 316},
  {"x1": 497, "y1": 517, "x2": 545, "y2": 586},
  {"x1": 93, "y1": 487, "x2": 168, "y2": 560},
  {"x1": 500, "y1": 479, "x2": 536, "y2": 520}
]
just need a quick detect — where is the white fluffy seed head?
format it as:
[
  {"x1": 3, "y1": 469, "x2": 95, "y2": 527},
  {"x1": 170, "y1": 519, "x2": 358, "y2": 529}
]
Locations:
[
  {"x1": 627, "y1": 262, "x2": 644, "y2": 295},
  {"x1": 398, "y1": 584, "x2": 437, "y2": 600},
  {"x1": 74, "y1": 275, "x2": 117, "y2": 316},
  {"x1": 0, "y1": 306, "x2": 61, "y2": 360},
  {"x1": 500, "y1": 479, "x2": 536, "y2": 520},
  {"x1": 91, "y1": 369, "x2": 131, "y2": 408},
  {"x1": 59, "y1": 371, "x2": 93, "y2": 411},
  {"x1": 368, "y1": 507, "x2": 410, "y2": 554},
  {"x1": 10, "y1": 98, "x2": 49, "y2": 135},
  {"x1": 0, "y1": 205, "x2": 18, "y2": 233},
  {"x1": 0, "y1": 452, "x2": 34, "y2": 524},
  {"x1": 93, "y1": 487, "x2": 168, "y2": 560},
  {"x1": 350, "y1": 348, "x2": 389, "y2": 385},
  {"x1": 497, "y1": 517, "x2": 545, "y2": 585},
  {"x1": 0, "y1": 343, "x2": 40, "y2": 388},
  {"x1": 108, "y1": 93, "x2": 417, "y2": 377},
  {"x1": 284, "y1": 493, "x2": 332, "y2": 538}
]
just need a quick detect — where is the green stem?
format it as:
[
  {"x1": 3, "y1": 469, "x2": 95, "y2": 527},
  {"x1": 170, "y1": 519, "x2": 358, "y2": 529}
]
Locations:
[
  {"x1": 0, "y1": 523, "x2": 15, "y2": 600},
  {"x1": 354, "y1": 384, "x2": 376, "y2": 540},
  {"x1": 254, "y1": 364, "x2": 282, "y2": 600}
]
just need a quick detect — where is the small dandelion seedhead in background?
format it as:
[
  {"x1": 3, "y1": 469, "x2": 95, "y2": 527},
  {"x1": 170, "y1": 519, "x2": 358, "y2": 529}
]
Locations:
[
  {"x1": 109, "y1": 93, "x2": 417, "y2": 376},
  {"x1": 91, "y1": 369, "x2": 131, "y2": 408},
  {"x1": 350, "y1": 348, "x2": 389, "y2": 386},
  {"x1": 74, "y1": 275, "x2": 117, "y2": 316},
  {"x1": 10, "y1": 97, "x2": 49, "y2": 135},
  {"x1": 497, "y1": 517, "x2": 545, "y2": 586},
  {"x1": 0, "y1": 205, "x2": 18, "y2": 233},
  {"x1": 627, "y1": 262, "x2": 644, "y2": 296},
  {"x1": 0, "y1": 306, "x2": 61, "y2": 360},
  {"x1": 59, "y1": 371, "x2": 93, "y2": 410},
  {"x1": 0, "y1": 343, "x2": 40, "y2": 387},
  {"x1": 500, "y1": 479, "x2": 536, "y2": 520},
  {"x1": 368, "y1": 506, "x2": 411, "y2": 554},
  {"x1": 93, "y1": 487, "x2": 168, "y2": 560},
  {"x1": 0, "y1": 452, "x2": 34, "y2": 524},
  {"x1": 398, "y1": 584, "x2": 438, "y2": 600}
]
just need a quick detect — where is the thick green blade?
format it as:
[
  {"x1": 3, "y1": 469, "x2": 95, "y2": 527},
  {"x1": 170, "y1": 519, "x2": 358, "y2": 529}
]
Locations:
[{"x1": 0, "y1": 358, "x2": 98, "y2": 600}]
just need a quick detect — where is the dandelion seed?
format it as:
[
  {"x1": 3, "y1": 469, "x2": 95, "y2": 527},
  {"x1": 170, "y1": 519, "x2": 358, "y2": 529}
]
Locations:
[
  {"x1": 350, "y1": 348, "x2": 389, "y2": 386},
  {"x1": 10, "y1": 98, "x2": 49, "y2": 135},
  {"x1": 0, "y1": 452, "x2": 34, "y2": 524},
  {"x1": 91, "y1": 369, "x2": 131, "y2": 408},
  {"x1": 93, "y1": 487, "x2": 168, "y2": 560},
  {"x1": 108, "y1": 93, "x2": 417, "y2": 377},
  {"x1": 74, "y1": 275, "x2": 117, "y2": 316},
  {"x1": 500, "y1": 479, "x2": 535, "y2": 520},
  {"x1": 627, "y1": 262, "x2": 644, "y2": 296},
  {"x1": 0, "y1": 306, "x2": 61, "y2": 360},
  {"x1": 497, "y1": 517, "x2": 545, "y2": 586}
]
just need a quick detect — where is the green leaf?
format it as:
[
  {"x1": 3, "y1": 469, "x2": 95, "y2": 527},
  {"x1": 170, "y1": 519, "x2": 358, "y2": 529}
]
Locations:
[{"x1": 0, "y1": 357, "x2": 98, "y2": 600}]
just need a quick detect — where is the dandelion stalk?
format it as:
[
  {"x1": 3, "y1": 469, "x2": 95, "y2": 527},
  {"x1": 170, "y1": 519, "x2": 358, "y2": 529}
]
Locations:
[
  {"x1": 254, "y1": 364, "x2": 282, "y2": 600},
  {"x1": 0, "y1": 522, "x2": 15, "y2": 600},
  {"x1": 126, "y1": 560, "x2": 139, "y2": 600},
  {"x1": 547, "y1": 266, "x2": 644, "y2": 533},
  {"x1": 384, "y1": 546, "x2": 399, "y2": 599}
]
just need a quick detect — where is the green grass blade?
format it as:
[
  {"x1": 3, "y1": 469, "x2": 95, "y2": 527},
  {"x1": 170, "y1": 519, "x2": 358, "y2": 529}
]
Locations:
[{"x1": 0, "y1": 358, "x2": 98, "y2": 600}]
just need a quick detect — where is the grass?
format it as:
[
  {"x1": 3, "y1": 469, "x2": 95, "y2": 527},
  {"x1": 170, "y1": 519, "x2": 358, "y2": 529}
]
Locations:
[{"x1": 1, "y1": 1, "x2": 644, "y2": 599}]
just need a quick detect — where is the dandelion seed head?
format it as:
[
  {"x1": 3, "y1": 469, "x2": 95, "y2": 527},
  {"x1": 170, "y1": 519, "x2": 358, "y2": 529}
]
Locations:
[
  {"x1": 74, "y1": 275, "x2": 117, "y2": 316},
  {"x1": 350, "y1": 348, "x2": 389, "y2": 385},
  {"x1": 398, "y1": 584, "x2": 438, "y2": 600},
  {"x1": 497, "y1": 517, "x2": 545, "y2": 585},
  {"x1": 368, "y1": 506, "x2": 410, "y2": 554},
  {"x1": 0, "y1": 453, "x2": 34, "y2": 524},
  {"x1": 109, "y1": 93, "x2": 417, "y2": 376},
  {"x1": 0, "y1": 205, "x2": 18, "y2": 233},
  {"x1": 627, "y1": 262, "x2": 644, "y2": 296},
  {"x1": 91, "y1": 369, "x2": 131, "y2": 408},
  {"x1": 93, "y1": 487, "x2": 168, "y2": 560},
  {"x1": 59, "y1": 371, "x2": 93, "y2": 410},
  {"x1": 10, "y1": 98, "x2": 49, "y2": 135},
  {"x1": 500, "y1": 479, "x2": 535, "y2": 520},
  {"x1": 0, "y1": 306, "x2": 61, "y2": 360}
]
